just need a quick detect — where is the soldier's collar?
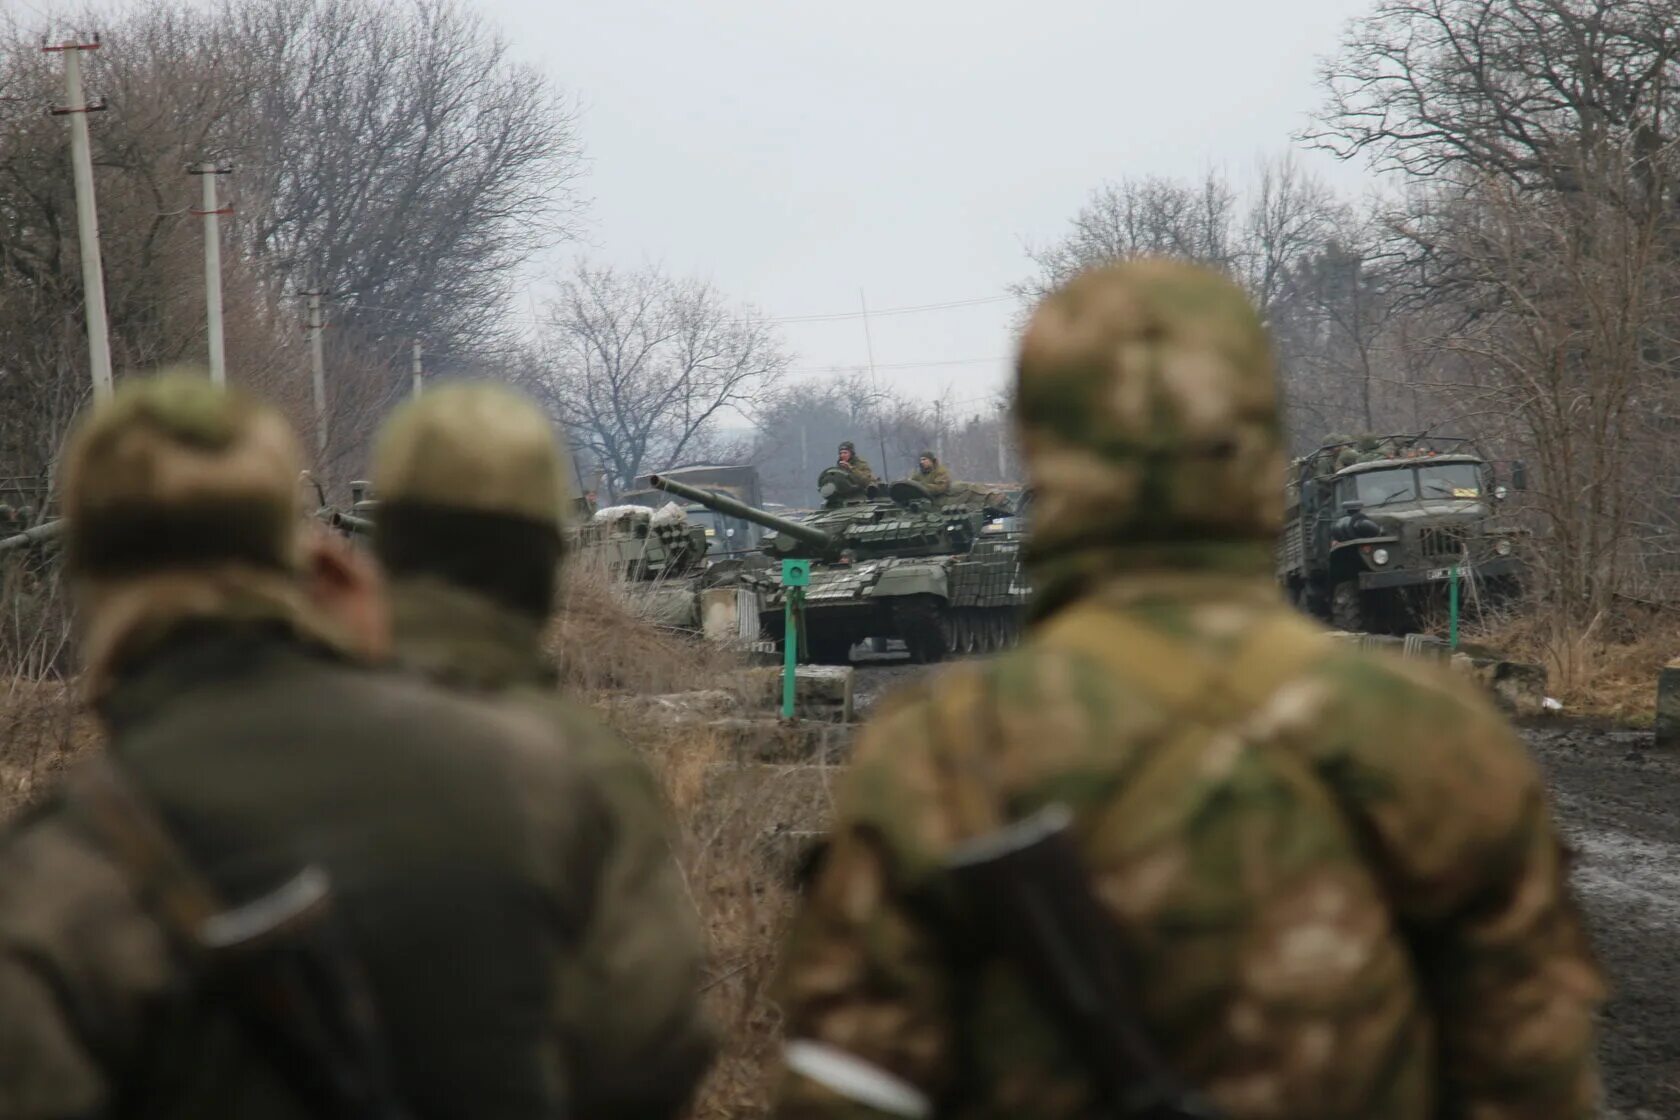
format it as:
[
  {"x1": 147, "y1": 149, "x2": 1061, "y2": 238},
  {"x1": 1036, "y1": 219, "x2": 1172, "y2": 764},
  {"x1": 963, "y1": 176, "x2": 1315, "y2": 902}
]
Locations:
[{"x1": 387, "y1": 576, "x2": 554, "y2": 691}]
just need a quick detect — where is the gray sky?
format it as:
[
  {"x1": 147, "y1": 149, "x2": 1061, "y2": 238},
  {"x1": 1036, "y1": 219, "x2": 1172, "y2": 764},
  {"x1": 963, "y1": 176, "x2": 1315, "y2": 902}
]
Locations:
[{"x1": 480, "y1": 0, "x2": 1380, "y2": 420}]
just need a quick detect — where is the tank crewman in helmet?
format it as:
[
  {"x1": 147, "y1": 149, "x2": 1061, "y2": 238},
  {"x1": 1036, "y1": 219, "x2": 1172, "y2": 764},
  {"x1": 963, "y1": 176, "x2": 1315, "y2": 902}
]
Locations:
[
  {"x1": 371, "y1": 382, "x2": 713, "y2": 1119},
  {"x1": 836, "y1": 440, "x2": 878, "y2": 488},
  {"x1": 771, "y1": 262, "x2": 1601, "y2": 1119},
  {"x1": 911, "y1": 451, "x2": 953, "y2": 497},
  {"x1": 0, "y1": 375, "x2": 621, "y2": 1119}
]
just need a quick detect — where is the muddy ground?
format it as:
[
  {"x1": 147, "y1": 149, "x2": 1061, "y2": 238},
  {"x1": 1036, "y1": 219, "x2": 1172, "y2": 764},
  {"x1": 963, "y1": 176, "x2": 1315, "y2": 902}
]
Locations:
[
  {"x1": 852, "y1": 661, "x2": 1679, "y2": 1116},
  {"x1": 1528, "y1": 725, "x2": 1680, "y2": 1119}
]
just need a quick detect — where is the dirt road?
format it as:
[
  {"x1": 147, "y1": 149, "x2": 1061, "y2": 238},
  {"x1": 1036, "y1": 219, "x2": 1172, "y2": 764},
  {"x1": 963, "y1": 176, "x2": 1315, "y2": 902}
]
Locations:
[
  {"x1": 852, "y1": 659, "x2": 1677, "y2": 1115},
  {"x1": 1528, "y1": 725, "x2": 1680, "y2": 1119}
]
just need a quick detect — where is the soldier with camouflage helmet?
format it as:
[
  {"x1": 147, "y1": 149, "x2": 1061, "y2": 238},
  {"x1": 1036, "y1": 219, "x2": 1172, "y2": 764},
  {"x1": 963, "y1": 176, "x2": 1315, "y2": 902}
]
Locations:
[
  {"x1": 0, "y1": 376, "x2": 623, "y2": 1119},
  {"x1": 370, "y1": 382, "x2": 713, "y2": 1119},
  {"x1": 771, "y1": 262, "x2": 1601, "y2": 1119}
]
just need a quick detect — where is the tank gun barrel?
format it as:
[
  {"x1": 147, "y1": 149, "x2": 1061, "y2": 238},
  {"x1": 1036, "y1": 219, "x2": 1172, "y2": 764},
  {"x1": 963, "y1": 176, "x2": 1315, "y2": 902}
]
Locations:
[
  {"x1": 648, "y1": 474, "x2": 836, "y2": 552},
  {"x1": 0, "y1": 518, "x2": 67, "y2": 555},
  {"x1": 316, "y1": 508, "x2": 374, "y2": 536}
]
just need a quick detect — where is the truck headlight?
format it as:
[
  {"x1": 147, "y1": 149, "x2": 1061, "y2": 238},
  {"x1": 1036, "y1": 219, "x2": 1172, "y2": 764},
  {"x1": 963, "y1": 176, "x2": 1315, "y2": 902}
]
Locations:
[
  {"x1": 1495, "y1": 538, "x2": 1512, "y2": 556},
  {"x1": 1371, "y1": 548, "x2": 1390, "y2": 566}
]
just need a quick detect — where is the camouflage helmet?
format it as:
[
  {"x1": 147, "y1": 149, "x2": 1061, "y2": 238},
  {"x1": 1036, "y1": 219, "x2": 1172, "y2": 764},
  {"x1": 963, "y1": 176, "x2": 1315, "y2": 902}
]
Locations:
[
  {"x1": 373, "y1": 382, "x2": 567, "y2": 529},
  {"x1": 1014, "y1": 260, "x2": 1283, "y2": 558},
  {"x1": 372, "y1": 382, "x2": 568, "y2": 618},
  {"x1": 62, "y1": 374, "x2": 304, "y2": 576},
  {"x1": 1324, "y1": 432, "x2": 1353, "y2": 449}
]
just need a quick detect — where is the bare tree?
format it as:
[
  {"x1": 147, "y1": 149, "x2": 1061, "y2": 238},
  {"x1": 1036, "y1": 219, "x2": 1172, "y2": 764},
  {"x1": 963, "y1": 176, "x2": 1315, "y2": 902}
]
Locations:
[
  {"x1": 1311, "y1": 0, "x2": 1680, "y2": 677},
  {"x1": 1020, "y1": 156, "x2": 1343, "y2": 317},
  {"x1": 526, "y1": 263, "x2": 790, "y2": 492}
]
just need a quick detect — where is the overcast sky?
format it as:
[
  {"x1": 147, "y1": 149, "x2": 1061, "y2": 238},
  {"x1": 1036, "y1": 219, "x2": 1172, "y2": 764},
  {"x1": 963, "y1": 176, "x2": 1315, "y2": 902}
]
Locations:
[{"x1": 478, "y1": 0, "x2": 1381, "y2": 419}]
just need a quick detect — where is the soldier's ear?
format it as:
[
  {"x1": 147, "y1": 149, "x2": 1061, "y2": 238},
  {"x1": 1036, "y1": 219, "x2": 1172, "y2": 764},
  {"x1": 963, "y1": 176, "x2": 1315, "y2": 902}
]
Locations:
[{"x1": 302, "y1": 526, "x2": 390, "y2": 662}]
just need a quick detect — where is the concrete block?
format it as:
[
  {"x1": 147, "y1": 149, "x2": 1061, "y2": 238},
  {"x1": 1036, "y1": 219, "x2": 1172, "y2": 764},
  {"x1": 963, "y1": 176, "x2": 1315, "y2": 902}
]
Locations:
[{"x1": 738, "y1": 665, "x2": 855, "y2": 723}]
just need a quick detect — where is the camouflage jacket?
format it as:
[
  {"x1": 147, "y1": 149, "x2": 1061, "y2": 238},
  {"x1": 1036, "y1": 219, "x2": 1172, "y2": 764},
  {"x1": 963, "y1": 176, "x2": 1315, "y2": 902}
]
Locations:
[
  {"x1": 773, "y1": 564, "x2": 1601, "y2": 1120},
  {"x1": 0, "y1": 613, "x2": 615, "y2": 1119},
  {"x1": 913, "y1": 464, "x2": 953, "y2": 497},
  {"x1": 841, "y1": 456, "x2": 878, "y2": 488},
  {"x1": 388, "y1": 576, "x2": 714, "y2": 1119}
]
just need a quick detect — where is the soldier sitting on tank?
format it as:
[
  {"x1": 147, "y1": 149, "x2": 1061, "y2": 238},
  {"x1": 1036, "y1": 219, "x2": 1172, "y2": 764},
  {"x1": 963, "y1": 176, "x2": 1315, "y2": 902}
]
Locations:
[
  {"x1": 910, "y1": 451, "x2": 952, "y2": 497},
  {"x1": 835, "y1": 441, "x2": 877, "y2": 487}
]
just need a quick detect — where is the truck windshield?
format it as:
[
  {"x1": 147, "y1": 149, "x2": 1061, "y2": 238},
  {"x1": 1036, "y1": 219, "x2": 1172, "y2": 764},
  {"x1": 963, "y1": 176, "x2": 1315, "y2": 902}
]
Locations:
[
  {"x1": 1352, "y1": 469, "x2": 1416, "y2": 506},
  {"x1": 1415, "y1": 462, "x2": 1483, "y2": 498}
]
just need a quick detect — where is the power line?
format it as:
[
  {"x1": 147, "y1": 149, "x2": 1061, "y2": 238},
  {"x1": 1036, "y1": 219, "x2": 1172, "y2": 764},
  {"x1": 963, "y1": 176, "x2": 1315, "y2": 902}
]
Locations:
[
  {"x1": 333, "y1": 292, "x2": 1012, "y2": 329},
  {"x1": 786, "y1": 355, "x2": 1007, "y2": 376}
]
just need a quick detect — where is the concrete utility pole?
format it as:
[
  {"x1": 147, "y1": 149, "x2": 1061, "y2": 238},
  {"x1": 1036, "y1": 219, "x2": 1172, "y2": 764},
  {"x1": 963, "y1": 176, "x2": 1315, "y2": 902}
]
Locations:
[
  {"x1": 996, "y1": 412, "x2": 1007, "y2": 480},
  {"x1": 934, "y1": 398, "x2": 945, "y2": 461},
  {"x1": 301, "y1": 288, "x2": 327, "y2": 456},
  {"x1": 45, "y1": 36, "x2": 113, "y2": 401},
  {"x1": 189, "y1": 162, "x2": 233, "y2": 385},
  {"x1": 411, "y1": 338, "x2": 423, "y2": 398},
  {"x1": 859, "y1": 288, "x2": 890, "y2": 478},
  {"x1": 800, "y1": 425, "x2": 808, "y2": 476}
]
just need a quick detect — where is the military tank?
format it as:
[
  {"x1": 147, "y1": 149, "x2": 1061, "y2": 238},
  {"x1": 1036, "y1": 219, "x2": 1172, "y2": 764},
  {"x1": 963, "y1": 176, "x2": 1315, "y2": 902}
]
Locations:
[{"x1": 647, "y1": 471, "x2": 1029, "y2": 663}]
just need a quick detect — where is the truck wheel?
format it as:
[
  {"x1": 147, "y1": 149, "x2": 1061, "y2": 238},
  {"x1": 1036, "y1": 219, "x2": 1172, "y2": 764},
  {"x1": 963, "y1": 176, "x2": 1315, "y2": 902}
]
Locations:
[{"x1": 1330, "y1": 582, "x2": 1365, "y2": 634}]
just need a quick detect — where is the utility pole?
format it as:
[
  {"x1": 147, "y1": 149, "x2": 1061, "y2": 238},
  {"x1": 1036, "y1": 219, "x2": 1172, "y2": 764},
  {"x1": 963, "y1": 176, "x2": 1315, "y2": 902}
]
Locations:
[
  {"x1": 411, "y1": 338, "x2": 423, "y2": 398},
  {"x1": 800, "y1": 424, "x2": 808, "y2": 476},
  {"x1": 189, "y1": 162, "x2": 233, "y2": 385},
  {"x1": 301, "y1": 288, "x2": 327, "y2": 457},
  {"x1": 934, "y1": 398, "x2": 945, "y2": 461},
  {"x1": 45, "y1": 35, "x2": 113, "y2": 400},
  {"x1": 859, "y1": 288, "x2": 890, "y2": 478},
  {"x1": 996, "y1": 408, "x2": 1007, "y2": 480}
]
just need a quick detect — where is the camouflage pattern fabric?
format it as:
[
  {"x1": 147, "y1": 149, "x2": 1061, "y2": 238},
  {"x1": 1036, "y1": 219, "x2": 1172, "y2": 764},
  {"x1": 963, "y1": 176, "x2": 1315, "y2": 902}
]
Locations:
[
  {"x1": 373, "y1": 385, "x2": 714, "y2": 1118},
  {"x1": 772, "y1": 261, "x2": 1601, "y2": 1120}
]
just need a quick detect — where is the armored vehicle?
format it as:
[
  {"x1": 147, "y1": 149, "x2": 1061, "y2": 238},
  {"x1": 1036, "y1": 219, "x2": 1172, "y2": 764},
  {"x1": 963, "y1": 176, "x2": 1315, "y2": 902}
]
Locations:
[
  {"x1": 648, "y1": 471, "x2": 1029, "y2": 664},
  {"x1": 311, "y1": 482, "x2": 731, "y2": 633},
  {"x1": 1278, "y1": 436, "x2": 1525, "y2": 634},
  {"x1": 572, "y1": 502, "x2": 718, "y2": 629}
]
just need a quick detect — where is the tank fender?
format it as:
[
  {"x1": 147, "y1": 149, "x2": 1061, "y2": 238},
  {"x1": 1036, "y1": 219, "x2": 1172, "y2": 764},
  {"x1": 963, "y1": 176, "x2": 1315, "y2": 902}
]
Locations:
[{"x1": 865, "y1": 563, "x2": 950, "y2": 600}]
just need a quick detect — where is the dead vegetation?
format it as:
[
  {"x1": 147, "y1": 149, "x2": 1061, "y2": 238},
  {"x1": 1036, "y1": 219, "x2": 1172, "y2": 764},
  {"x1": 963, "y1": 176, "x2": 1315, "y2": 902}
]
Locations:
[{"x1": 1469, "y1": 601, "x2": 1680, "y2": 725}]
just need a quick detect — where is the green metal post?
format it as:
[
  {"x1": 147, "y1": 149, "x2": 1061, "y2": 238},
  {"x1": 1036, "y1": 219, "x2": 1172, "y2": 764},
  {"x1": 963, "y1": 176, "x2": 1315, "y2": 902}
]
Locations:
[
  {"x1": 782, "y1": 588, "x2": 799, "y2": 719},
  {"x1": 1449, "y1": 563, "x2": 1461, "y2": 650}
]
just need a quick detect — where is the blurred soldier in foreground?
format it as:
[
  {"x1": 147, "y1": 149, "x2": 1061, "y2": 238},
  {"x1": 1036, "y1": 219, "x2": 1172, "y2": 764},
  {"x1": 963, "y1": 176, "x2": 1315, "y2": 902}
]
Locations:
[
  {"x1": 370, "y1": 382, "x2": 713, "y2": 1119},
  {"x1": 910, "y1": 452, "x2": 952, "y2": 497},
  {"x1": 836, "y1": 440, "x2": 877, "y2": 488},
  {"x1": 772, "y1": 262, "x2": 1601, "y2": 1120},
  {"x1": 0, "y1": 376, "x2": 618, "y2": 1119}
]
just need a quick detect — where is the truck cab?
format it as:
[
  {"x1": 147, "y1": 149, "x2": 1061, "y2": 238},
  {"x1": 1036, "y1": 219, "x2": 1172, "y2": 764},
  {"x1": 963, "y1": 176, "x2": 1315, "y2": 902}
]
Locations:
[{"x1": 1280, "y1": 442, "x2": 1524, "y2": 633}]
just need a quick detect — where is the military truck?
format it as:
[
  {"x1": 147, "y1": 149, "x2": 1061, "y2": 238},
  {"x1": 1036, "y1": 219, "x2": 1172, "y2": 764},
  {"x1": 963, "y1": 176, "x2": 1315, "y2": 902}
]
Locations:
[
  {"x1": 1278, "y1": 436, "x2": 1526, "y2": 634},
  {"x1": 649, "y1": 471, "x2": 1028, "y2": 664}
]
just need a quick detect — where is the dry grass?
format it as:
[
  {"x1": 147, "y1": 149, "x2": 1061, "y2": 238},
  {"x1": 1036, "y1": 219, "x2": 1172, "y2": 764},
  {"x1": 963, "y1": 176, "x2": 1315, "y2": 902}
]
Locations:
[
  {"x1": 1469, "y1": 602, "x2": 1680, "y2": 724},
  {"x1": 0, "y1": 676, "x2": 97, "y2": 818}
]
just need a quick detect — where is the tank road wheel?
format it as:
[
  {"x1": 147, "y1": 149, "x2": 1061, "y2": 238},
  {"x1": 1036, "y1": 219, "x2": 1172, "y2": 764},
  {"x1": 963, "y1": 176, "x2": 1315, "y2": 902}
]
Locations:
[
  {"x1": 1330, "y1": 581, "x2": 1366, "y2": 634},
  {"x1": 894, "y1": 596, "x2": 947, "y2": 664},
  {"x1": 986, "y1": 612, "x2": 1007, "y2": 651}
]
